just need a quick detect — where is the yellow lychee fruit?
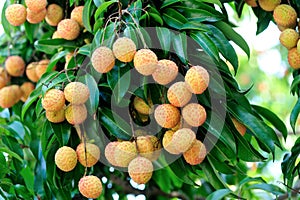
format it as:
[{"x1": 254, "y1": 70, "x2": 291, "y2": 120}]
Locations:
[
  {"x1": 57, "y1": 19, "x2": 80, "y2": 40},
  {"x1": 26, "y1": 62, "x2": 39, "y2": 82},
  {"x1": 45, "y1": 107, "x2": 65, "y2": 123},
  {"x1": 288, "y1": 48, "x2": 300, "y2": 69},
  {"x1": 20, "y1": 82, "x2": 35, "y2": 102},
  {"x1": 25, "y1": 0, "x2": 47, "y2": 12},
  {"x1": 245, "y1": 0, "x2": 258, "y2": 7},
  {"x1": 26, "y1": 8, "x2": 46, "y2": 24},
  {"x1": 54, "y1": 146, "x2": 77, "y2": 172},
  {"x1": 136, "y1": 136, "x2": 154, "y2": 159},
  {"x1": 91, "y1": 46, "x2": 115, "y2": 73},
  {"x1": 70, "y1": 6, "x2": 84, "y2": 27},
  {"x1": 185, "y1": 65, "x2": 209, "y2": 94},
  {"x1": 65, "y1": 104, "x2": 87, "y2": 125},
  {"x1": 171, "y1": 117, "x2": 192, "y2": 131},
  {"x1": 147, "y1": 135, "x2": 162, "y2": 161},
  {"x1": 0, "y1": 85, "x2": 21, "y2": 108},
  {"x1": 273, "y1": 4, "x2": 297, "y2": 28},
  {"x1": 133, "y1": 96, "x2": 153, "y2": 115},
  {"x1": 182, "y1": 103, "x2": 207, "y2": 127},
  {"x1": 258, "y1": 0, "x2": 281, "y2": 11},
  {"x1": 5, "y1": 56, "x2": 25, "y2": 77},
  {"x1": 0, "y1": 68, "x2": 10, "y2": 89},
  {"x1": 154, "y1": 104, "x2": 180, "y2": 128},
  {"x1": 42, "y1": 89, "x2": 65, "y2": 111},
  {"x1": 231, "y1": 118, "x2": 247, "y2": 136},
  {"x1": 104, "y1": 141, "x2": 120, "y2": 166},
  {"x1": 152, "y1": 59, "x2": 178, "y2": 85},
  {"x1": 5, "y1": 4, "x2": 27, "y2": 26},
  {"x1": 36, "y1": 59, "x2": 51, "y2": 79},
  {"x1": 64, "y1": 82, "x2": 90, "y2": 104},
  {"x1": 76, "y1": 143, "x2": 100, "y2": 167},
  {"x1": 297, "y1": 40, "x2": 300, "y2": 53},
  {"x1": 162, "y1": 130, "x2": 176, "y2": 153},
  {"x1": 114, "y1": 141, "x2": 137, "y2": 167},
  {"x1": 279, "y1": 29, "x2": 299, "y2": 49},
  {"x1": 45, "y1": 4, "x2": 64, "y2": 26},
  {"x1": 128, "y1": 156, "x2": 153, "y2": 184},
  {"x1": 112, "y1": 37, "x2": 137, "y2": 62},
  {"x1": 52, "y1": 31, "x2": 62, "y2": 39},
  {"x1": 78, "y1": 175, "x2": 102, "y2": 199},
  {"x1": 133, "y1": 49, "x2": 158, "y2": 76},
  {"x1": 183, "y1": 139, "x2": 206, "y2": 165},
  {"x1": 167, "y1": 82, "x2": 192, "y2": 107}
]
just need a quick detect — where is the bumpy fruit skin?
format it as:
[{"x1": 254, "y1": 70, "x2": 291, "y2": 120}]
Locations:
[
  {"x1": 134, "y1": 49, "x2": 158, "y2": 76},
  {"x1": 183, "y1": 140, "x2": 206, "y2": 165},
  {"x1": 20, "y1": 82, "x2": 35, "y2": 102},
  {"x1": 104, "y1": 141, "x2": 120, "y2": 166},
  {"x1": 52, "y1": 31, "x2": 61, "y2": 39},
  {"x1": 36, "y1": 59, "x2": 50, "y2": 79},
  {"x1": 5, "y1": 4, "x2": 27, "y2": 26},
  {"x1": 167, "y1": 82, "x2": 192, "y2": 107},
  {"x1": 64, "y1": 82, "x2": 90, "y2": 104},
  {"x1": 46, "y1": 107, "x2": 65, "y2": 123},
  {"x1": 45, "y1": 4, "x2": 64, "y2": 26},
  {"x1": 288, "y1": 48, "x2": 300, "y2": 69},
  {"x1": 147, "y1": 135, "x2": 162, "y2": 161},
  {"x1": 57, "y1": 19, "x2": 80, "y2": 40},
  {"x1": 11, "y1": 85, "x2": 23, "y2": 103},
  {"x1": 162, "y1": 130, "x2": 176, "y2": 153},
  {"x1": 71, "y1": 6, "x2": 84, "y2": 27},
  {"x1": 78, "y1": 176, "x2": 102, "y2": 199},
  {"x1": 185, "y1": 66, "x2": 209, "y2": 94},
  {"x1": 279, "y1": 29, "x2": 299, "y2": 49},
  {"x1": 136, "y1": 136, "x2": 154, "y2": 159},
  {"x1": 91, "y1": 47, "x2": 115, "y2": 73},
  {"x1": 152, "y1": 59, "x2": 178, "y2": 85},
  {"x1": 0, "y1": 85, "x2": 21, "y2": 108},
  {"x1": 112, "y1": 37, "x2": 137, "y2": 62},
  {"x1": 273, "y1": 4, "x2": 297, "y2": 28},
  {"x1": 245, "y1": 0, "x2": 258, "y2": 7},
  {"x1": 297, "y1": 40, "x2": 300, "y2": 53},
  {"x1": 154, "y1": 104, "x2": 180, "y2": 128},
  {"x1": 54, "y1": 146, "x2": 77, "y2": 172},
  {"x1": 133, "y1": 96, "x2": 152, "y2": 115},
  {"x1": 182, "y1": 103, "x2": 206, "y2": 127},
  {"x1": 25, "y1": 0, "x2": 47, "y2": 12},
  {"x1": 5, "y1": 56, "x2": 25, "y2": 77},
  {"x1": 26, "y1": 62, "x2": 39, "y2": 82},
  {"x1": 76, "y1": 143, "x2": 100, "y2": 167},
  {"x1": 26, "y1": 8, "x2": 46, "y2": 24},
  {"x1": 258, "y1": 0, "x2": 281, "y2": 11},
  {"x1": 65, "y1": 104, "x2": 87, "y2": 125},
  {"x1": 232, "y1": 118, "x2": 247, "y2": 136},
  {"x1": 114, "y1": 141, "x2": 137, "y2": 167},
  {"x1": 0, "y1": 68, "x2": 10, "y2": 89},
  {"x1": 128, "y1": 157, "x2": 153, "y2": 184},
  {"x1": 42, "y1": 89, "x2": 65, "y2": 111}
]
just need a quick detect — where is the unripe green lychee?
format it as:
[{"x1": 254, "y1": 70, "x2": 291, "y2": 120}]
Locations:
[
  {"x1": 128, "y1": 156, "x2": 153, "y2": 184},
  {"x1": 64, "y1": 82, "x2": 90, "y2": 104},
  {"x1": 78, "y1": 175, "x2": 102, "y2": 199},
  {"x1": 42, "y1": 89, "x2": 65, "y2": 111},
  {"x1": 273, "y1": 4, "x2": 297, "y2": 28},
  {"x1": 167, "y1": 82, "x2": 192, "y2": 107},
  {"x1": 26, "y1": 8, "x2": 46, "y2": 24},
  {"x1": 0, "y1": 68, "x2": 10, "y2": 89},
  {"x1": 57, "y1": 19, "x2": 80, "y2": 40},
  {"x1": 185, "y1": 65, "x2": 209, "y2": 94},
  {"x1": 45, "y1": 4, "x2": 64, "y2": 26},
  {"x1": 152, "y1": 59, "x2": 178, "y2": 85},
  {"x1": 54, "y1": 146, "x2": 77, "y2": 172},
  {"x1": 25, "y1": 0, "x2": 47, "y2": 12},
  {"x1": 133, "y1": 96, "x2": 153, "y2": 115},
  {"x1": 45, "y1": 107, "x2": 65, "y2": 123},
  {"x1": 279, "y1": 29, "x2": 299, "y2": 49},
  {"x1": 183, "y1": 140, "x2": 206, "y2": 165},
  {"x1": 20, "y1": 82, "x2": 35, "y2": 102},
  {"x1": 258, "y1": 0, "x2": 281, "y2": 11},
  {"x1": 112, "y1": 37, "x2": 137, "y2": 62},
  {"x1": 91, "y1": 46, "x2": 115, "y2": 73},
  {"x1": 231, "y1": 118, "x2": 247, "y2": 136},
  {"x1": 182, "y1": 103, "x2": 207, "y2": 127},
  {"x1": 65, "y1": 104, "x2": 87, "y2": 125},
  {"x1": 70, "y1": 6, "x2": 84, "y2": 27},
  {"x1": 0, "y1": 85, "x2": 21, "y2": 108},
  {"x1": 5, "y1": 4, "x2": 27, "y2": 26},
  {"x1": 133, "y1": 49, "x2": 158, "y2": 76},
  {"x1": 288, "y1": 48, "x2": 300, "y2": 69},
  {"x1": 136, "y1": 136, "x2": 154, "y2": 159},
  {"x1": 5, "y1": 56, "x2": 25, "y2": 77},
  {"x1": 114, "y1": 141, "x2": 137, "y2": 167},
  {"x1": 36, "y1": 59, "x2": 51, "y2": 79},
  {"x1": 26, "y1": 62, "x2": 39, "y2": 82},
  {"x1": 154, "y1": 104, "x2": 180, "y2": 128},
  {"x1": 104, "y1": 141, "x2": 120, "y2": 166},
  {"x1": 76, "y1": 143, "x2": 100, "y2": 167}
]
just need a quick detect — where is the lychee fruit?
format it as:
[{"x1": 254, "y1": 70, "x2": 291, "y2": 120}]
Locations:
[
  {"x1": 162, "y1": 130, "x2": 176, "y2": 153},
  {"x1": 5, "y1": 4, "x2": 27, "y2": 26},
  {"x1": 185, "y1": 65, "x2": 209, "y2": 94},
  {"x1": 64, "y1": 82, "x2": 90, "y2": 104},
  {"x1": 5, "y1": 56, "x2": 25, "y2": 77},
  {"x1": 279, "y1": 29, "x2": 299, "y2": 49},
  {"x1": 133, "y1": 96, "x2": 153, "y2": 115},
  {"x1": 154, "y1": 104, "x2": 180, "y2": 128},
  {"x1": 78, "y1": 175, "x2": 102, "y2": 199},
  {"x1": 91, "y1": 46, "x2": 115, "y2": 73},
  {"x1": 54, "y1": 146, "x2": 77, "y2": 172},
  {"x1": 273, "y1": 4, "x2": 297, "y2": 28},
  {"x1": 136, "y1": 136, "x2": 154, "y2": 159},
  {"x1": 70, "y1": 6, "x2": 84, "y2": 27},
  {"x1": 167, "y1": 81, "x2": 192, "y2": 107},
  {"x1": 65, "y1": 104, "x2": 87, "y2": 125},
  {"x1": 258, "y1": 0, "x2": 281, "y2": 12},
  {"x1": 42, "y1": 89, "x2": 65, "y2": 111},
  {"x1": 245, "y1": 0, "x2": 258, "y2": 7},
  {"x1": 112, "y1": 37, "x2": 137, "y2": 62},
  {"x1": 114, "y1": 141, "x2": 137, "y2": 167},
  {"x1": 231, "y1": 118, "x2": 247, "y2": 136},
  {"x1": 183, "y1": 139, "x2": 206, "y2": 165},
  {"x1": 128, "y1": 156, "x2": 153, "y2": 184},
  {"x1": 36, "y1": 59, "x2": 51, "y2": 79},
  {"x1": 52, "y1": 31, "x2": 61, "y2": 39},
  {"x1": 26, "y1": 8, "x2": 46, "y2": 24},
  {"x1": 45, "y1": 4, "x2": 64, "y2": 26},
  {"x1": 76, "y1": 143, "x2": 100, "y2": 167},
  {"x1": 11, "y1": 85, "x2": 23, "y2": 103},
  {"x1": 26, "y1": 62, "x2": 39, "y2": 82},
  {"x1": 152, "y1": 59, "x2": 178, "y2": 85},
  {"x1": 288, "y1": 48, "x2": 300, "y2": 69},
  {"x1": 133, "y1": 49, "x2": 158, "y2": 76},
  {"x1": 57, "y1": 19, "x2": 80, "y2": 40},
  {"x1": 182, "y1": 103, "x2": 207, "y2": 127},
  {"x1": 298, "y1": 40, "x2": 300, "y2": 53},
  {"x1": 0, "y1": 85, "x2": 21, "y2": 108},
  {"x1": 25, "y1": 0, "x2": 47, "y2": 12},
  {"x1": 147, "y1": 135, "x2": 162, "y2": 161},
  {"x1": 104, "y1": 141, "x2": 120, "y2": 166},
  {"x1": 0, "y1": 68, "x2": 10, "y2": 89},
  {"x1": 45, "y1": 107, "x2": 65, "y2": 123},
  {"x1": 20, "y1": 82, "x2": 35, "y2": 102}
]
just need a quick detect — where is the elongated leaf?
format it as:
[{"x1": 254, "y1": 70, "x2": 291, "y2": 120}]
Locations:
[
  {"x1": 0, "y1": 147, "x2": 23, "y2": 162},
  {"x1": 94, "y1": 0, "x2": 117, "y2": 20},
  {"x1": 290, "y1": 98, "x2": 300, "y2": 133},
  {"x1": 290, "y1": 75, "x2": 300, "y2": 95},
  {"x1": 1, "y1": 2, "x2": 11, "y2": 38},
  {"x1": 156, "y1": 27, "x2": 172, "y2": 54},
  {"x1": 196, "y1": 0, "x2": 222, "y2": 7},
  {"x1": 83, "y1": 0, "x2": 94, "y2": 32},
  {"x1": 161, "y1": 0, "x2": 182, "y2": 9},
  {"x1": 162, "y1": 8, "x2": 187, "y2": 29},
  {"x1": 50, "y1": 123, "x2": 71, "y2": 147},
  {"x1": 172, "y1": 32, "x2": 188, "y2": 64},
  {"x1": 201, "y1": 159, "x2": 228, "y2": 189},
  {"x1": 246, "y1": 183, "x2": 285, "y2": 196},
  {"x1": 206, "y1": 189, "x2": 232, "y2": 200},
  {"x1": 34, "y1": 39, "x2": 77, "y2": 55},
  {"x1": 24, "y1": 22, "x2": 39, "y2": 44}
]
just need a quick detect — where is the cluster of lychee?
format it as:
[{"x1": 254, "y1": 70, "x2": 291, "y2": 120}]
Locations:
[{"x1": 54, "y1": 143, "x2": 102, "y2": 199}]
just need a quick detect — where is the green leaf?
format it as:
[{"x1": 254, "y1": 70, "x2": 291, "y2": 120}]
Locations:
[
  {"x1": 201, "y1": 159, "x2": 228, "y2": 189},
  {"x1": 246, "y1": 183, "x2": 285, "y2": 196},
  {"x1": 0, "y1": 147, "x2": 23, "y2": 162},
  {"x1": 161, "y1": 0, "x2": 182, "y2": 9},
  {"x1": 20, "y1": 166, "x2": 35, "y2": 195},
  {"x1": 24, "y1": 22, "x2": 39, "y2": 44},
  {"x1": 34, "y1": 39, "x2": 77, "y2": 55},
  {"x1": 290, "y1": 98, "x2": 300, "y2": 133},
  {"x1": 149, "y1": 13, "x2": 163, "y2": 25},
  {"x1": 1, "y1": 2, "x2": 11, "y2": 38},
  {"x1": 162, "y1": 8, "x2": 187, "y2": 29},
  {"x1": 290, "y1": 75, "x2": 300, "y2": 95},
  {"x1": 94, "y1": 0, "x2": 117, "y2": 20},
  {"x1": 197, "y1": 0, "x2": 222, "y2": 7},
  {"x1": 83, "y1": 0, "x2": 94, "y2": 32},
  {"x1": 172, "y1": 32, "x2": 188, "y2": 64},
  {"x1": 156, "y1": 27, "x2": 172, "y2": 55},
  {"x1": 206, "y1": 189, "x2": 232, "y2": 200},
  {"x1": 21, "y1": 88, "x2": 42, "y2": 120},
  {"x1": 180, "y1": 21, "x2": 210, "y2": 31},
  {"x1": 50, "y1": 122, "x2": 71, "y2": 147}
]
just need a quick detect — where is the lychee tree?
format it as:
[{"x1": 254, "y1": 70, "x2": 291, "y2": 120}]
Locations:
[{"x1": 0, "y1": 0, "x2": 297, "y2": 199}]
